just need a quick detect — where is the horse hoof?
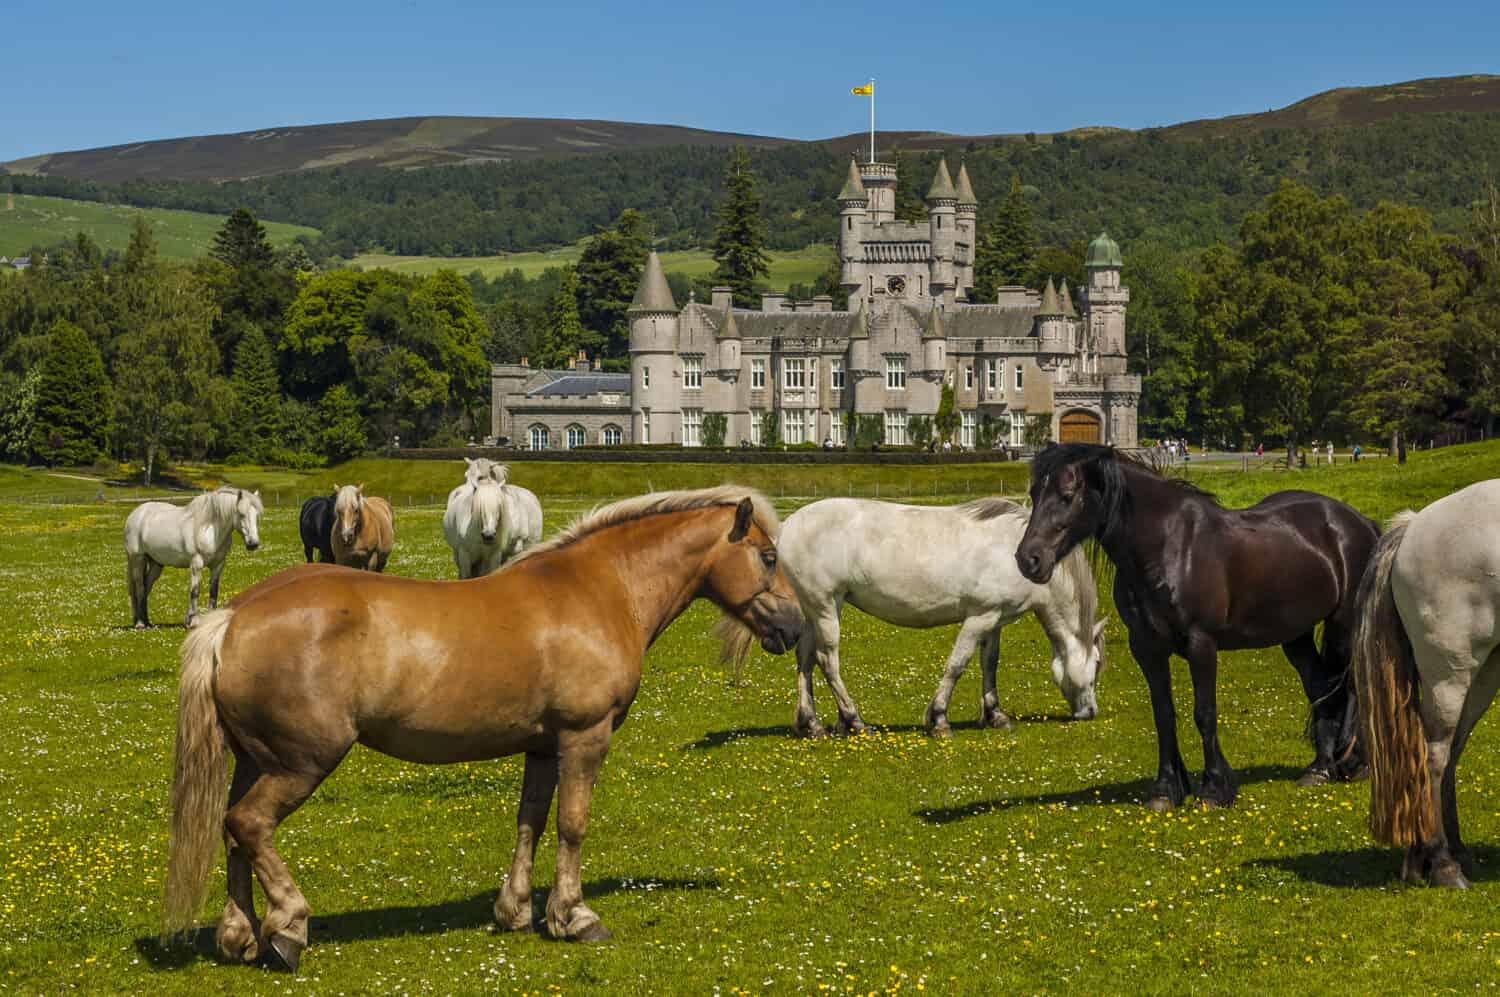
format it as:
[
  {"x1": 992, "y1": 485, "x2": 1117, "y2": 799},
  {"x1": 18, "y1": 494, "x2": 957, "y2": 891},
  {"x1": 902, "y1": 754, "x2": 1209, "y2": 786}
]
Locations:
[
  {"x1": 133, "y1": 621, "x2": 148, "y2": 631},
  {"x1": 927, "y1": 722, "x2": 953, "y2": 739},
  {"x1": 570, "y1": 921, "x2": 613, "y2": 943},
  {"x1": 796, "y1": 724, "x2": 830, "y2": 740},
  {"x1": 1339, "y1": 764, "x2": 1370, "y2": 783},
  {"x1": 1431, "y1": 863, "x2": 1471, "y2": 890},
  {"x1": 1145, "y1": 795, "x2": 1175, "y2": 813},
  {"x1": 1196, "y1": 797, "x2": 1230, "y2": 811},
  {"x1": 835, "y1": 718, "x2": 868, "y2": 736},
  {"x1": 265, "y1": 934, "x2": 304, "y2": 973},
  {"x1": 1295, "y1": 768, "x2": 1332, "y2": 788},
  {"x1": 982, "y1": 713, "x2": 1015, "y2": 731}
]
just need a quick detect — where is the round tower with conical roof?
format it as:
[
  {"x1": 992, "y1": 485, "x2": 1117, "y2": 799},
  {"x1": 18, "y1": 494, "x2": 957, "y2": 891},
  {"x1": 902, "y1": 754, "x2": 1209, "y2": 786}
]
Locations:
[
  {"x1": 926, "y1": 157, "x2": 957, "y2": 305},
  {"x1": 837, "y1": 158, "x2": 869, "y2": 306},
  {"x1": 953, "y1": 162, "x2": 979, "y2": 301},
  {"x1": 1082, "y1": 232, "x2": 1129, "y2": 375},
  {"x1": 628, "y1": 251, "x2": 680, "y2": 444}
]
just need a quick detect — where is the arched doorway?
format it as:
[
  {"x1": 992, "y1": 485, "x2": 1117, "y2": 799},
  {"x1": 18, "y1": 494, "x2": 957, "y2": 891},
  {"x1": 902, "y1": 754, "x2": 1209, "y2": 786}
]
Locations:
[{"x1": 1059, "y1": 410, "x2": 1102, "y2": 445}]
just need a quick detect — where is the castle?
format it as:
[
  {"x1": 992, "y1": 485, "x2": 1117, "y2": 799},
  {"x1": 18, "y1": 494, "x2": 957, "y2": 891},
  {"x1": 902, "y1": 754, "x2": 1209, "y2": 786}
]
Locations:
[{"x1": 491, "y1": 157, "x2": 1140, "y2": 450}]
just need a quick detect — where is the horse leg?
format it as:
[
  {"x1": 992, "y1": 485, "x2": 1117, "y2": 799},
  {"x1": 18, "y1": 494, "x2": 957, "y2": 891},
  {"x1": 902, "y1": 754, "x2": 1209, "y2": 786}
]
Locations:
[
  {"x1": 1186, "y1": 635, "x2": 1236, "y2": 808},
  {"x1": 793, "y1": 627, "x2": 828, "y2": 738},
  {"x1": 1321, "y1": 622, "x2": 1368, "y2": 781},
  {"x1": 141, "y1": 559, "x2": 164, "y2": 628},
  {"x1": 545, "y1": 722, "x2": 613, "y2": 942},
  {"x1": 496, "y1": 752, "x2": 558, "y2": 932},
  {"x1": 814, "y1": 608, "x2": 866, "y2": 736},
  {"x1": 1437, "y1": 651, "x2": 1500, "y2": 883},
  {"x1": 126, "y1": 554, "x2": 146, "y2": 629},
  {"x1": 217, "y1": 748, "x2": 262, "y2": 963},
  {"x1": 977, "y1": 626, "x2": 1014, "y2": 730},
  {"x1": 925, "y1": 617, "x2": 992, "y2": 737},
  {"x1": 1283, "y1": 631, "x2": 1339, "y2": 786},
  {"x1": 225, "y1": 767, "x2": 332, "y2": 972},
  {"x1": 186, "y1": 555, "x2": 205, "y2": 628},
  {"x1": 1133, "y1": 638, "x2": 1191, "y2": 811},
  {"x1": 208, "y1": 558, "x2": 225, "y2": 610}
]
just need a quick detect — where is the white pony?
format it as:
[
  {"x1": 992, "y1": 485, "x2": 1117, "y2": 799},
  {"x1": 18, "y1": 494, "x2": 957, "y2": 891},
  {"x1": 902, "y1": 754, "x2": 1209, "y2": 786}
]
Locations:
[
  {"x1": 124, "y1": 486, "x2": 263, "y2": 629},
  {"x1": 778, "y1": 497, "x2": 1106, "y2": 737},
  {"x1": 442, "y1": 460, "x2": 543, "y2": 578},
  {"x1": 1352, "y1": 479, "x2": 1500, "y2": 888}
]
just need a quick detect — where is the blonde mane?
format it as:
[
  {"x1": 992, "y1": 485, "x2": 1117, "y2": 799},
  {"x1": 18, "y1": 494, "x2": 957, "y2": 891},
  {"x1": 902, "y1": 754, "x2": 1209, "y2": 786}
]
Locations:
[
  {"x1": 512, "y1": 485, "x2": 781, "y2": 564},
  {"x1": 955, "y1": 497, "x2": 1025, "y2": 521}
]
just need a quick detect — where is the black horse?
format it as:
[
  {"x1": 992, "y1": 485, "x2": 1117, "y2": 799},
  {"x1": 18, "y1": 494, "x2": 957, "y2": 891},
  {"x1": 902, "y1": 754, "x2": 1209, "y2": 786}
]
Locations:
[
  {"x1": 1015, "y1": 443, "x2": 1378, "y2": 811},
  {"x1": 299, "y1": 493, "x2": 337, "y2": 563}
]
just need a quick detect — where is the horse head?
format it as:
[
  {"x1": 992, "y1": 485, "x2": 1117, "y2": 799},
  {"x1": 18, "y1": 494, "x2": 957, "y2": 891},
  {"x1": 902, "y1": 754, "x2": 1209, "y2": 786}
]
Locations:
[
  {"x1": 473, "y1": 479, "x2": 503, "y2": 545},
  {"x1": 1017, "y1": 443, "x2": 1123, "y2": 584},
  {"x1": 1053, "y1": 617, "x2": 1107, "y2": 721},
  {"x1": 706, "y1": 497, "x2": 803, "y2": 663},
  {"x1": 334, "y1": 484, "x2": 365, "y2": 546},
  {"x1": 234, "y1": 488, "x2": 264, "y2": 551}
]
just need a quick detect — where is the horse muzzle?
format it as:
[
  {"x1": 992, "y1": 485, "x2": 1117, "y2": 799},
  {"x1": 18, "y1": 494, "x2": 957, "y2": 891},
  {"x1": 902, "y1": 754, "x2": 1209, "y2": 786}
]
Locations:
[
  {"x1": 245, "y1": 540, "x2": 260, "y2": 551},
  {"x1": 1016, "y1": 546, "x2": 1055, "y2": 585},
  {"x1": 481, "y1": 532, "x2": 496, "y2": 544},
  {"x1": 758, "y1": 613, "x2": 802, "y2": 656},
  {"x1": 341, "y1": 530, "x2": 356, "y2": 545}
]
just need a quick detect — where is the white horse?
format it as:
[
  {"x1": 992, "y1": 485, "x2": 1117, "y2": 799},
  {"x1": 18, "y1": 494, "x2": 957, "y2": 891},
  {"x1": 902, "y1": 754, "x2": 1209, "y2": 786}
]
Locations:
[
  {"x1": 464, "y1": 456, "x2": 507, "y2": 486},
  {"x1": 124, "y1": 487, "x2": 263, "y2": 629},
  {"x1": 778, "y1": 497, "x2": 1106, "y2": 737},
  {"x1": 1352, "y1": 479, "x2": 1500, "y2": 888},
  {"x1": 442, "y1": 468, "x2": 543, "y2": 578}
]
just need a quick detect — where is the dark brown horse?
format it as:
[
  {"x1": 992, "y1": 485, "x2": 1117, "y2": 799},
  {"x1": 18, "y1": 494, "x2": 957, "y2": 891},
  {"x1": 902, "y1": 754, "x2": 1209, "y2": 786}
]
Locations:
[
  {"x1": 161, "y1": 487, "x2": 803, "y2": 971},
  {"x1": 1015, "y1": 444, "x2": 1377, "y2": 811}
]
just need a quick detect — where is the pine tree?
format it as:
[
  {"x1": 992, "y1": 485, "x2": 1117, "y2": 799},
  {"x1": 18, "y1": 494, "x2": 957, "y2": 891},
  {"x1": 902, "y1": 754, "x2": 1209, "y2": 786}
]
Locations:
[
  {"x1": 230, "y1": 324, "x2": 281, "y2": 461},
  {"x1": 575, "y1": 209, "x2": 651, "y2": 359},
  {"x1": 973, "y1": 176, "x2": 1036, "y2": 302},
  {"x1": 211, "y1": 208, "x2": 277, "y2": 270},
  {"x1": 30, "y1": 319, "x2": 111, "y2": 465},
  {"x1": 892, "y1": 151, "x2": 927, "y2": 223},
  {"x1": 711, "y1": 148, "x2": 771, "y2": 308},
  {"x1": 538, "y1": 266, "x2": 591, "y2": 368},
  {"x1": 122, "y1": 215, "x2": 159, "y2": 275}
]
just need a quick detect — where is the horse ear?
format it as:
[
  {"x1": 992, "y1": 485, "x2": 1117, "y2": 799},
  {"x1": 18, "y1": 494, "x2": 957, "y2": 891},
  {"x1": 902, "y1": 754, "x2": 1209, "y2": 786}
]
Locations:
[
  {"x1": 1093, "y1": 618, "x2": 1107, "y2": 644},
  {"x1": 356, "y1": 482, "x2": 364, "y2": 492},
  {"x1": 333, "y1": 483, "x2": 341, "y2": 492},
  {"x1": 464, "y1": 457, "x2": 474, "y2": 466},
  {"x1": 728, "y1": 497, "x2": 754, "y2": 542}
]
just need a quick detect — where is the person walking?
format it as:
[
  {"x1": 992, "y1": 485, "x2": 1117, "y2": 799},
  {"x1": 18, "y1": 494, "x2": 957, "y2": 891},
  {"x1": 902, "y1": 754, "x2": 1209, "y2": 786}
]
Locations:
[{"x1": 1327, "y1": 441, "x2": 1335, "y2": 466}]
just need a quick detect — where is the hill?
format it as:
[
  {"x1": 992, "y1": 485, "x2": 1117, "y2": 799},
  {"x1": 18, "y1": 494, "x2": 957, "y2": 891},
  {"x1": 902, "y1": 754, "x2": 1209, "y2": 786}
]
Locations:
[
  {"x1": 350, "y1": 244, "x2": 831, "y2": 286},
  {"x1": 0, "y1": 194, "x2": 318, "y2": 260}
]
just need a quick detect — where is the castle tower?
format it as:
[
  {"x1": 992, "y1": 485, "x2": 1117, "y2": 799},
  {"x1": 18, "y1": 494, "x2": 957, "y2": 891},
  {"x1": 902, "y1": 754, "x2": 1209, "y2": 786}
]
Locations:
[
  {"x1": 861, "y1": 161, "x2": 898, "y2": 224},
  {"x1": 1038, "y1": 278, "x2": 1067, "y2": 352},
  {"x1": 926, "y1": 157, "x2": 957, "y2": 306},
  {"x1": 837, "y1": 158, "x2": 869, "y2": 303},
  {"x1": 627, "y1": 251, "x2": 680, "y2": 444},
  {"x1": 1082, "y1": 233, "x2": 1129, "y2": 375},
  {"x1": 953, "y1": 162, "x2": 978, "y2": 302}
]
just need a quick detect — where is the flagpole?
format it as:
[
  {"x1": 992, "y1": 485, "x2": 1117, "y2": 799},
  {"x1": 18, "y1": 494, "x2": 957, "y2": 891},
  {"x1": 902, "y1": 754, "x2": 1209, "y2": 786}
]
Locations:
[{"x1": 869, "y1": 79, "x2": 875, "y2": 163}]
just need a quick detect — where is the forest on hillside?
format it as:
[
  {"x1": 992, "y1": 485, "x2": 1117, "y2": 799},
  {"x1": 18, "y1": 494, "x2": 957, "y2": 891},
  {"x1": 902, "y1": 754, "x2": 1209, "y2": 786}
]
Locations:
[{"x1": 6, "y1": 112, "x2": 1500, "y2": 259}]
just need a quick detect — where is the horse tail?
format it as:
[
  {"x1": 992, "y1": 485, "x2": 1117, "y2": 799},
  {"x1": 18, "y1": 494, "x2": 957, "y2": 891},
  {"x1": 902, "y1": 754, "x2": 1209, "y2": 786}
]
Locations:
[
  {"x1": 162, "y1": 608, "x2": 235, "y2": 942},
  {"x1": 1351, "y1": 512, "x2": 1435, "y2": 846}
]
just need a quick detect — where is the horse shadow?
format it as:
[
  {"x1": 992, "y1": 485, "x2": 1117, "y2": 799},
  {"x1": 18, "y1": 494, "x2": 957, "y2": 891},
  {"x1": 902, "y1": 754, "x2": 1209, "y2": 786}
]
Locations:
[
  {"x1": 132, "y1": 876, "x2": 720, "y2": 965},
  {"x1": 1248, "y1": 844, "x2": 1500, "y2": 888},
  {"x1": 683, "y1": 715, "x2": 1077, "y2": 751},
  {"x1": 913, "y1": 764, "x2": 1305, "y2": 825}
]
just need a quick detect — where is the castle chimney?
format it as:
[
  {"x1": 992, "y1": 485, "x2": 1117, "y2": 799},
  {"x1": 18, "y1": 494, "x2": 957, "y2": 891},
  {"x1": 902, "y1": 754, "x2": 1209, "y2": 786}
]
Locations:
[
  {"x1": 711, "y1": 286, "x2": 733, "y2": 311},
  {"x1": 574, "y1": 349, "x2": 588, "y2": 370},
  {"x1": 520, "y1": 356, "x2": 529, "y2": 368}
]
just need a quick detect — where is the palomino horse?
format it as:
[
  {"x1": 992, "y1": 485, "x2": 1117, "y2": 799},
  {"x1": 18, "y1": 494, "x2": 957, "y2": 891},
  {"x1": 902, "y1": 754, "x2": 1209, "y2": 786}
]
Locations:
[
  {"x1": 124, "y1": 487, "x2": 263, "y2": 628},
  {"x1": 330, "y1": 484, "x2": 394, "y2": 572},
  {"x1": 1352, "y1": 480, "x2": 1500, "y2": 888},
  {"x1": 1016, "y1": 443, "x2": 1377, "y2": 810},
  {"x1": 297, "y1": 493, "x2": 336, "y2": 563},
  {"x1": 778, "y1": 497, "x2": 1105, "y2": 737},
  {"x1": 442, "y1": 465, "x2": 543, "y2": 578},
  {"x1": 161, "y1": 487, "x2": 803, "y2": 971}
]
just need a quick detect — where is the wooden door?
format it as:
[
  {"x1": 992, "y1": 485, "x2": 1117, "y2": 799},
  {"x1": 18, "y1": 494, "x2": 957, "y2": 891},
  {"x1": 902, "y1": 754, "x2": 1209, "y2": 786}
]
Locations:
[{"x1": 1059, "y1": 410, "x2": 1102, "y2": 444}]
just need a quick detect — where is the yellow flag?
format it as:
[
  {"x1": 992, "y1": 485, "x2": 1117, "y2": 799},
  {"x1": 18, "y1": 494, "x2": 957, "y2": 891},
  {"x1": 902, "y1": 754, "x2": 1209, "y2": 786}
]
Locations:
[{"x1": 851, "y1": 84, "x2": 873, "y2": 96}]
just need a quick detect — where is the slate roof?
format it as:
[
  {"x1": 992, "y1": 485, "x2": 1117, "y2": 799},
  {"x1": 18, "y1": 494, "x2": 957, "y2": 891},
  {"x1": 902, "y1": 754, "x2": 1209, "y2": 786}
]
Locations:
[
  {"x1": 926, "y1": 158, "x2": 957, "y2": 201},
  {"x1": 526, "y1": 373, "x2": 630, "y2": 397},
  {"x1": 838, "y1": 158, "x2": 868, "y2": 201},
  {"x1": 938, "y1": 305, "x2": 1039, "y2": 341},
  {"x1": 628, "y1": 251, "x2": 678, "y2": 313},
  {"x1": 955, "y1": 163, "x2": 978, "y2": 205}
]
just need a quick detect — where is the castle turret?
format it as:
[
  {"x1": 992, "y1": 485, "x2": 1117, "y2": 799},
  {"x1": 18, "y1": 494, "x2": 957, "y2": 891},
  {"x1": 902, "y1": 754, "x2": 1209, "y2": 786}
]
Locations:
[
  {"x1": 837, "y1": 158, "x2": 869, "y2": 300},
  {"x1": 954, "y1": 162, "x2": 979, "y2": 301},
  {"x1": 922, "y1": 304, "x2": 946, "y2": 372},
  {"x1": 715, "y1": 303, "x2": 741, "y2": 371},
  {"x1": 1082, "y1": 233, "x2": 1129, "y2": 375},
  {"x1": 628, "y1": 251, "x2": 680, "y2": 445},
  {"x1": 1038, "y1": 277, "x2": 1067, "y2": 352},
  {"x1": 926, "y1": 158, "x2": 957, "y2": 306},
  {"x1": 861, "y1": 161, "x2": 897, "y2": 224}
]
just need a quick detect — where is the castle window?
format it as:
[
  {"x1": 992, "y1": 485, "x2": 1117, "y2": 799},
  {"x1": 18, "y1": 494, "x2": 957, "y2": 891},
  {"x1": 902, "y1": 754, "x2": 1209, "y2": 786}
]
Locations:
[
  {"x1": 964, "y1": 366, "x2": 973, "y2": 390},
  {"x1": 751, "y1": 357, "x2": 766, "y2": 390},
  {"x1": 784, "y1": 357, "x2": 806, "y2": 390},
  {"x1": 829, "y1": 415, "x2": 845, "y2": 446},
  {"x1": 682, "y1": 408, "x2": 702, "y2": 447},
  {"x1": 831, "y1": 359, "x2": 844, "y2": 390},
  {"x1": 641, "y1": 409, "x2": 651, "y2": 445},
  {"x1": 847, "y1": 217, "x2": 853, "y2": 231},
  {"x1": 1015, "y1": 364, "x2": 1024, "y2": 390},
  {"x1": 886, "y1": 356, "x2": 906, "y2": 390},
  {"x1": 642, "y1": 365, "x2": 650, "y2": 389},
  {"x1": 528, "y1": 425, "x2": 549, "y2": 451},
  {"x1": 601, "y1": 425, "x2": 622, "y2": 446},
  {"x1": 683, "y1": 356, "x2": 702, "y2": 390},
  {"x1": 565, "y1": 425, "x2": 586, "y2": 450},
  {"x1": 783, "y1": 408, "x2": 806, "y2": 444},
  {"x1": 750, "y1": 408, "x2": 764, "y2": 445},
  {"x1": 809, "y1": 360, "x2": 817, "y2": 390},
  {"x1": 961, "y1": 411, "x2": 976, "y2": 448},
  {"x1": 987, "y1": 363, "x2": 996, "y2": 392},
  {"x1": 1010, "y1": 411, "x2": 1026, "y2": 447},
  {"x1": 884, "y1": 409, "x2": 908, "y2": 445}
]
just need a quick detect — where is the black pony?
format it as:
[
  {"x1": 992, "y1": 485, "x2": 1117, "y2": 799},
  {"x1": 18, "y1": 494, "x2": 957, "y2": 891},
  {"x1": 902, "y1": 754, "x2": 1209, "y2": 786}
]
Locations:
[
  {"x1": 1016, "y1": 443, "x2": 1377, "y2": 810},
  {"x1": 298, "y1": 493, "x2": 337, "y2": 563}
]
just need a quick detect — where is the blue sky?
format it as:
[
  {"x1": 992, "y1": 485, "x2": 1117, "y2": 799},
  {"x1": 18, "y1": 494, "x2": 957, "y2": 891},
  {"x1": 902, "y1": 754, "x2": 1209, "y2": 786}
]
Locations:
[{"x1": 4, "y1": 0, "x2": 1496, "y2": 161}]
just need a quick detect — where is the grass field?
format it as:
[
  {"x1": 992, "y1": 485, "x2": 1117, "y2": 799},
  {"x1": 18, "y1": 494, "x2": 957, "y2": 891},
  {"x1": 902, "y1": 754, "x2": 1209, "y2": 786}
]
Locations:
[
  {"x1": 0, "y1": 195, "x2": 320, "y2": 261},
  {"x1": 352, "y1": 245, "x2": 835, "y2": 292},
  {"x1": 2, "y1": 448, "x2": 1499, "y2": 993}
]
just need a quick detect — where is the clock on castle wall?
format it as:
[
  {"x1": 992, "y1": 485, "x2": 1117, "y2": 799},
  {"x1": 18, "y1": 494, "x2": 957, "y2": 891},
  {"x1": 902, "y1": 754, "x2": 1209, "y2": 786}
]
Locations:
[{"x1": 886, "y1": 276, "x2": 906, "y2": 297}]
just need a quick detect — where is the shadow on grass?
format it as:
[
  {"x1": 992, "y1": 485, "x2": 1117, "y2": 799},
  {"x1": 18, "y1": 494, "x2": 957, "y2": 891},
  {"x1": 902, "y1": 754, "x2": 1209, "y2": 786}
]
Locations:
[
  {"x1": 683, "y1": 715, "x2": 1076, "y2": 750},
  {"x1": 913, "y1": 764, "x2": 1306, "y2": 825},
  {"x1": 1249, "y1": 844, "x2": 1500, "y2": 888},
  {"x1": 134, "y1": 877, "x2": 720, "y2": 966}
]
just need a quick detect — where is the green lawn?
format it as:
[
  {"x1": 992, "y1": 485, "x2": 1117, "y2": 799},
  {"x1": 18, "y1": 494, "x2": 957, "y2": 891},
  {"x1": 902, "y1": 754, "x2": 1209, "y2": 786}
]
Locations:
[
  {"x1": 353, "y1": 245, "x2": 835, "y2": 293},
  {"x1": 1, "y1": 448, "x2": 1498, "y2": 993},
  {"x1": 0, "y1": 195, "x2": 319, "y2": 261}
]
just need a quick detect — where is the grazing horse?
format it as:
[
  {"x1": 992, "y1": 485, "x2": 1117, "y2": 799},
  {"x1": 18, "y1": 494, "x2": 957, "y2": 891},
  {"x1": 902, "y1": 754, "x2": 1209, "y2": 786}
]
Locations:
[
  {"x1": 1352, "y1": 480, "x2": 1500, "y2": 888},
  {"x1": 124, "y1": 487, "x2": 263, "y2": 628},
  {"x1": 297, "y1": 494, "x2": 336, "y2": 563},
  {"x1": 1015, "y1": 443, "x2": 1377, "y2": 810},
  {"x1": 464, "y1": 456, "x2": 507, "y2": 486},
  {"x1": 442, "y1": 473, "x2": 543, "y2": 578},
  {"x1": 778, "y1": 497, "x2": 1106, "y2": 737},
  {"x1": 329, "y1": 484, "x2": 394, "y2": 572},
  {"x1": 160, "y1": 487, "x2": 802, "y2": 971}
]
